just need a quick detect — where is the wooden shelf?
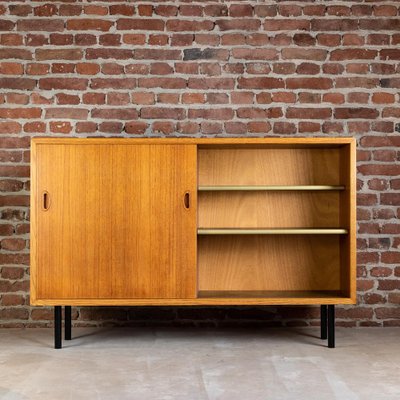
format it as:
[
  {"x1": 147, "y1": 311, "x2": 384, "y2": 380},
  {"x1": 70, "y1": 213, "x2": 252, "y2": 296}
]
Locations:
[
  {"x1": 198, "y1": 290, "x2": 346, "y2": 299},
  {"x1": 198, "y1": 228, "x2": 348, "y2": 235},
  {"x1": 198, "y1": 185, "x2": 345, "y2": 191}
]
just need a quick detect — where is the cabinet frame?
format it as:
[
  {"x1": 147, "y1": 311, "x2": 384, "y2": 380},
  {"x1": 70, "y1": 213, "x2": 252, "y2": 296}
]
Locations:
[{"x1": 31, "y1": 137, "x2": 356, "y2": 307}]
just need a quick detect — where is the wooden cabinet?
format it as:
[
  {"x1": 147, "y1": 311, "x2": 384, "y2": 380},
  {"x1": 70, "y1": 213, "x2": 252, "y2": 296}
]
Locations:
[{"x1": 31, "y1": 137, "x2": 356, "y2": 348}]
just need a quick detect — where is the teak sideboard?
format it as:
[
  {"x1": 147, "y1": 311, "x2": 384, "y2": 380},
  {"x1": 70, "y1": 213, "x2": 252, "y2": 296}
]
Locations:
[{"x1": 30, "y1": 137, "x2": 356, "y2": 348}]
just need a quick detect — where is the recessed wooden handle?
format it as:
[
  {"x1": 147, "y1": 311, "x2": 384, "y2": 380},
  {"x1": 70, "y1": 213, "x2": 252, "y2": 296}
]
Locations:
[
  {"x1": 183, "y1": 191, "x2": 190, "y2": 210},
  {"x1": 42, "y1": 191, "x2": 50, "y2": 211}
]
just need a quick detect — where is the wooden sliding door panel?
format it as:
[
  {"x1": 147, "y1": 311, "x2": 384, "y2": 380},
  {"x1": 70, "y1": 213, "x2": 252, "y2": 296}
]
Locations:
[{"x1": 32, "y1": 143, "x2": 196, "y2": 300}]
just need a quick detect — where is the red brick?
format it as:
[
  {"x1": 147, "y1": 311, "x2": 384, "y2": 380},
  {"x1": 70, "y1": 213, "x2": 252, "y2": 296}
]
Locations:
[
  {"x1": 282, "y1": 48, "x2": 327, "y2": 61},
  {"x1": 264, "y1": 19, "x2": 309, "y2": 31},
  {"x1": 107, "y1": 92, "x2": 130, "y2": 106},
  {"x1": 182, "y1": 93, "x2": 205, "y2": 104},
  {"x1": 378, "y1": 280, "x2": 400, "y2": 291},
  {"x1": 84, "y1": 5, "x2": 106, "y2": 16},
  {"x1": 91, "y1": 78, "x2": 136, "y2": 90},
  {"x1": 46, "y1": 108, "x2": 88, "y2": 120},
  {"x1": 58, "y1": 4, "x2": 81, "y2": 15},
  {"x1": 217, "y1": 19, "x2": 260, "y2": 31},
  {"x1": 135, "y1": 49, "x2": 181, "y2": 60},
  {"x1": 180, "y1": 6, "x2": 203, "y2": 17},
  {"x1": 0, "y1": 121, "x2": 21, "y2": 134},
  {"x1": 91, "y1": 109, "x2": 138, "y2": 120},
  {"x1": 34, "y1": 3, "x2": 57, "y2": 16},
  {"x1": 123, "y1": 34, "x2": 146, "y2": 45},
  {"x1": 204, "y1": 5, "x2": 228, "y2": 17},
  {"x1": 7, "y1": 93, "x2": 29, "y2": 105},
  {"x1": 334, "y1": 108, "x2": 379, "y2": 119},
  {"x1": 49, "y1": 121, "x2": 72, "y2": 134},
  {"x1": 67, "y1": 19, "x2": 112, "y2": 31},
  {"x1": 152, "y1": 122, "x2": 175, "y2": 135},
  {"x1": 149, "y1": 35, "x2": 170, "y2": 47},
  {"x1": 117, "y1": 19, "x2": 164, "y2": 31},
  {"x1": 24, "y1": 121, "x2": 46, "y2": 133},
  {"x1": 155, "y1": 5, "x2": 178, "y2": 17},
  {"x1": 9, "y1": 5, "x2": 32, "y2": 16},
  {"x1": 138, "y1": 5, "x2": 153, "y2": 16},
  {"x1": 287, "y1": 107, "x2": 331, "y2": 119},
  {"x1": 273, "y1": 122, "x2": 296, "y2": 135},
  {"x1": 142, "y1": 107, "x2": 185, "y2": 120},
  {"x1": 331, "y1": 49, "x2": 377, "y2": 61},
  {"x1": 139, "y1": 78, "x2": 185, "y2": 89},
  {"x1": 131, "y1": 92, "x2": 155, "y2": 105},
  {"x1": 177, "y1": 121, "x2": 199, "y2": 134},
  {"x1": 125, "y1": 121, "x2": 148, "y2": 135},
  {"x1": 76, "y1": 63, "x2": 100, "y2": 75},
  {"x1": 231, "y1": 92, "x2": 254, "y2": 104},
  {"x1": 17, "y1": 19, "x2": 64, "y2": 32},
  {"x1": 229, "y1": 5, "x2": 253, "y2": 17},
  {"x1": 296, "y1": 63, "x2": 320, "y2": 75},
  {"x1": 36, "y1": 49, "x2": 82, "y2": 61},
  {"x1": 76, "y1": 122, "x2": 96, "y2": 134},
  {"x1": 110, "y1": 5, "x2": 135, "y2": 16},
  {"x1": 374, "y1": 5, "x2": 398, "y2": 16},
  {"x1": 82, "y1": 93, "x2": 105, "y2": 105},
  {"x1": 188, "y1": 108, "x2": 233, "y2": 120},
  {"x1": 278, "y1": 4, "x2": 301, "y2": 17},
  {"x1": 98, "y1": 122, "x2": 123, "y2": 134},
  {"x1": 286, "y1": 78, "x2": 332, "y2": 90},
  {"x1": 238, "y1": 77, "x2": 284, "y2": 89},
  {"x1": 39, "y1": 78, "x2": 87, "y2": 90},
  {"x1": 99, "y1": 34, "x2": 121, "y2": 46},
  {"x1": 232, "y1": 48, "x2": 278, "y2": 60}
]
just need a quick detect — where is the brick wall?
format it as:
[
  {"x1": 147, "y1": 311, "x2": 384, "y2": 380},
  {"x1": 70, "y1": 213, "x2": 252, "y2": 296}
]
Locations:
[{"x1": 1, "y1": 1, "x2": 399, "y2": 328}]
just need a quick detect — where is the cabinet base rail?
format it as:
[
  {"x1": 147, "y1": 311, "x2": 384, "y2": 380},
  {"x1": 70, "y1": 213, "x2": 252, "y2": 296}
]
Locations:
[{"x1": 53, "y1": 305, "x2": 335, "y2": 349}]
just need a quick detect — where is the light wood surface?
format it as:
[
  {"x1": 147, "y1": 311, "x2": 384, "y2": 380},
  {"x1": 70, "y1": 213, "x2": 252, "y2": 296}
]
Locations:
[
  {"x1": 198, "y1": 228, "x2": 347, "y2": 234},
  {"x1": 198, "y1": 191, "x2": 341, "y2": 228},
  {"x1": 339, "y1": 141, "x2": 357, "y2": 301},
  {"x1": 31, "y1": 137, "x2": 356, "y2": 306},
  {"x1": 32, "y1": 296, "x2": 354, "y2": 306},
  {"x1": 199, "y1": 185, "x2": 345, "y2": 191},
  {"x1": 31, "y1": 137, "x2": 355, "y2": 146},
  {"x1": 31, "y1": 143, "x2": 197, "y2": 302},
  {"x1": 198, "y1": 148, "x2": 340, "y2": 186},
  {"x1": 198, "y1": 235, "x2": 341, "y2": 292}
]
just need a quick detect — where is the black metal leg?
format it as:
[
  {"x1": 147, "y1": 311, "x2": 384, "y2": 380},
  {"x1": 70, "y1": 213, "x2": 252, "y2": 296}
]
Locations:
[
  {"x1": 320, "y1": 305, "x2": 327, "y2": 340},
  {"x1": 54, "y1": 306, "x2": 62, "y2": 349},
  {"x1": 65, "y1": 306, "x2": 72, "y2": 340},
  {"x1": 327, "y1": 305, "x2": 335, "y2": 348}
]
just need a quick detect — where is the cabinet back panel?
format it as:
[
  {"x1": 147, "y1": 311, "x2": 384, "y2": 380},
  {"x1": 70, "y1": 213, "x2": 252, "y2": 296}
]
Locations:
[
  {"x1": 32, "y1": 143, "x2": 197, "y2": 300},
  {"x1": 198, "y1": 148, "x2": 340, "y2": 186},
  {"x1": 198, "y1": 235, "x2": 340, "y2": 291},
  {"x1": 198, "y1": 191, "x2": 340, "y2": 228}
]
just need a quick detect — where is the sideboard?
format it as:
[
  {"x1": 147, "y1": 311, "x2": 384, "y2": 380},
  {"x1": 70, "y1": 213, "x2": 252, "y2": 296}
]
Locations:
[{"x1": 30, "y1": 137, "x2": 356, "y2": 348}]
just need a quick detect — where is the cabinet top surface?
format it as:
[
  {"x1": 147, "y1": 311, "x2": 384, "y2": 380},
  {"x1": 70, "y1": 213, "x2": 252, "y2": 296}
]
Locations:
[{"x1": 32, "y1": 137, "x2": 355, "y2": 146}]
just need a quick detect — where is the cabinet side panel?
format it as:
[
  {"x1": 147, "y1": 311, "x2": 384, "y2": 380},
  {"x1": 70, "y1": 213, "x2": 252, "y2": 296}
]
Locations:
[
  {"x1": 340, "y1": 142, "x2": 357, "y2": 301},
  {"x1": 30, "y1": 141, "x2": 38, "y2": 304}
]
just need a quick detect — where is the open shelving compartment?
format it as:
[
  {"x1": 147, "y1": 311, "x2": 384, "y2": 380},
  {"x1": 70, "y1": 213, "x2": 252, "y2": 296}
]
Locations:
[{"x1": 196, "y1": 141, "x2": 356, "y2": 305}]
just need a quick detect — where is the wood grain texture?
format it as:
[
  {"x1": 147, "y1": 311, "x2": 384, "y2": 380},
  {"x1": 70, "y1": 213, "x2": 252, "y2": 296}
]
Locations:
[
  {"x1": 198, "y1": 191, "x2": 340, "y2": 228},
  {"x1": 198, "y1": 148, "x2": 340, "y2": 186},
  {"x1": 339, "y1": 142, "x2": 357, "y2": 302},
  {"x1": 31, "y1": 137, "x2": 356, "y2": 306},
  {"x1": 31, "y1": 137, "x2": 355, "y2": 146},
  {"x1": 198, "y1": 235, "x2": 341, "y2": 292},
  {"x1": 32, "y1": 296, "x2": 354, "y2": 306},
  {"x1": 31, "y1": 143, "x2": 197, "y2": 302}
]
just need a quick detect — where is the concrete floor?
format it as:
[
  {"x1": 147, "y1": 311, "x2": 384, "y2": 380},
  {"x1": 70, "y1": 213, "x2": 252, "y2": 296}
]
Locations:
[{"x1": 0, "y1": 328, "x2": 399, "y2": 400}]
